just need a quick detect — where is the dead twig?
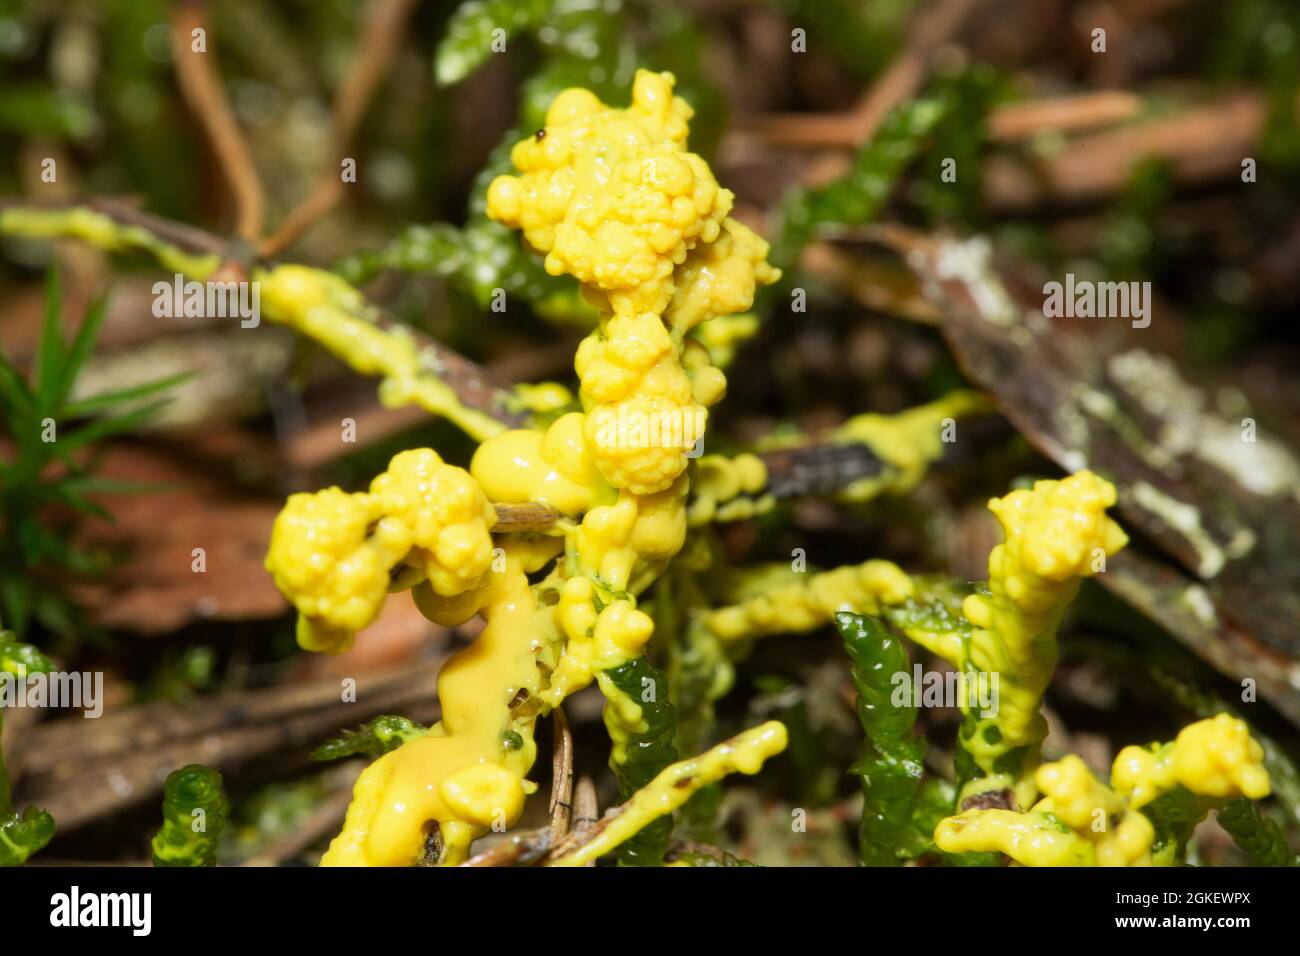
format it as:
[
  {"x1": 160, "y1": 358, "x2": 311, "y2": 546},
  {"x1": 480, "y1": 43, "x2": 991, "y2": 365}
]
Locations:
[
  {"x1": 258, "y1": 0, "x2": 419, "y2": 257},
  {"x1": 14, "y1": 654, "x2": 449, "y2": 831},
  {"x1": 458, "y1": 827, "x2": 553, "y2": 866},
  {"x1": 170, "y1": 0, "x2": 266, "y2": 243},
  {"x1": 741, "y1": 89, "x2": 1144, "y2": 149},
  {"x1": 548, "y1": 706, "x2": 574, "y2": 839}
]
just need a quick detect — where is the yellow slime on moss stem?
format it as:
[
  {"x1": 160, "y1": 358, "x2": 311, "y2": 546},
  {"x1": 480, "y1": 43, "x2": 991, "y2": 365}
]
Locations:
[
  {"x1": 934, "y1": 715, "x2": 1271, "y2": 866},
  {"x1": 267, "y1": 69, "x2": 782, "y2": 865},
  {"x1": 549, "y1": 721, "x2": 788, "y2": 867}
]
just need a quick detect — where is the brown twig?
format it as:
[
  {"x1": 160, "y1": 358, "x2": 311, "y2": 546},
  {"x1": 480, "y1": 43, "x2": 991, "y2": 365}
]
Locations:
[
  {"x1": 257, "y1": 0, "x2": 419, "y2": 257},
  {"x1": 984, "y1": 91, "x2": 1273, "y2": 212},
  {"x1": 737, "y1": 0, "x2": 984, "y2": 153},
  {"x1": 985, "y1": 91, "x2": 1143, "y2": 141},
  {"x1": 14, "y1": 654, "x2": 448, "y2": 831},
  {"x1": 741, "y1": 89, "x2": 1144, "y2": 149},
  {"x1": 548, "y1": 706, "x2": 574, "y2": 839},
  {"x1": 170, "y1": 0, "x2": 266, "y2": 243},
  {"x1": 458, "y1": 827, "x2": 553, "y2": 866},
  {"x1": 569, "y1": 775, "x2": 599, "y2": 867}
]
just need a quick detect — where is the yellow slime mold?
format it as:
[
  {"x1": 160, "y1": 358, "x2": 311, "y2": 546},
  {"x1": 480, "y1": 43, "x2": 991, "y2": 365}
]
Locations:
[
  {"x1": 267, "y1": 70, "x2": 782, "y2": 865},
  {"x1": 934, "y1": 716, "x2": 1270, "y2": 866},
  {"x1": 550, "y1": 721, "x2": 788, "y2": 867}
]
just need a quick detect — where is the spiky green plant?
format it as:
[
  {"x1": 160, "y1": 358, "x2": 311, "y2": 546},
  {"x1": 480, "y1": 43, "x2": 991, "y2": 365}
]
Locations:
[{"x1": 0, "y1": 269, "x2": 183, "y2": 637}]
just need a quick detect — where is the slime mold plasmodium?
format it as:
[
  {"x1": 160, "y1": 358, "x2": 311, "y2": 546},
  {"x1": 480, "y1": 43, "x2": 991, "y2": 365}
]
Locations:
[
  {"x1": 265, "y1": 69, "x2": 786, "y2": 866},
  {"x1": 261, "y1": 71, "x2": 1279, "y2": 868}
]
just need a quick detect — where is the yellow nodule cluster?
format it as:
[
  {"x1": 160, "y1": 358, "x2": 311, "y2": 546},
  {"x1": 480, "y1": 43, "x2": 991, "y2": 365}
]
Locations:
[
  {"x1": 265, "y1": 449, "x2": 497, "y2": 654},
  {"x1": 550, "y1": 721, "x2": 789, "y2": 867},
  {"x1": 688, "y1": 451, "x2": 771, "y2": 525},
  {"x1": 707, "y1": 559, "x2": 915, "y2": 640},
  {"x1": 264, "y1": 70, "x2": 784, "y2": 866},
  {"x1": 487, "y1": 69, "x2": 780, "y2": 496},
  {"x1": 935, "y1": 716, "x2": 1270, "y2": 866},
  {"x1": 950, "y1": 470, "x2": 1128, "y2": 806},
  {"x1": 257, "y1": 264, "x2": 507, "y2": 442},
  {"x1": 486, "y1": 71, "x2": 729, "y2": 317},
  {"x1": 1112, "y1": 712, "x2": 1271, "y2": 807}
]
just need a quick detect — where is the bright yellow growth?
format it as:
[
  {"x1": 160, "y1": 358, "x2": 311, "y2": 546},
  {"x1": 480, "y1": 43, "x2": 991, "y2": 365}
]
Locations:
[
  {"x1": 909, "y1": 470, "x2": 1128, "y2": 808},
  {"x1": 935, "y1": 716, "x2": 1270, "y2": 866},
  {"x1": 257, "y1": 264, "x2": 508, "y2": 442},
  {"x1": 265, "y1": 449, "x2": 497, "y2": 654},
  {"x1": 1112, "y1": 712, "x2": 1271, "y2": 807},
  {"x1": 487, "y1": 69, "x2": 779, "y2": 496},
  {"x1": 834, "y1": 390, "x2": 991, "y2": 501},
  {"x1": 688, "y1": 451, "x2": 771, "y2": 525},
  {"x1": 265, "y1": 70, "x2": 783, "y2": 865},
  {"x1": 550, "y1": 721, "x2": 789, "y2": 867},
  {"x1": 708, "y1": 559, "x2": 915, "y2": 640}
]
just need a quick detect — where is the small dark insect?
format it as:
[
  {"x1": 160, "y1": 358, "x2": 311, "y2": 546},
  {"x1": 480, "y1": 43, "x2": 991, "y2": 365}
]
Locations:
[{"x1": 535, "y1": 128, "x2": 547, "y2": 140}]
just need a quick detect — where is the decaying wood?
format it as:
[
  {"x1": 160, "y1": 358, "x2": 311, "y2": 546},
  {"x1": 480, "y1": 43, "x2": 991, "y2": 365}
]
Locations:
[
  {"x1": 13, "y1": 653, "x2": 448, "y2": 830},
  {"x1": 866, "y1": 225, "x2": 1300, "y2": 726}
]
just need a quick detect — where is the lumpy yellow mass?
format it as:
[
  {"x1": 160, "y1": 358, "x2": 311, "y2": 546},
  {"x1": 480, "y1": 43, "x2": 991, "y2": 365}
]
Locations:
[
  {"x1": 935, "y1": 716, "x2": 1270, "y2": 866},
  {"x1": 266, "y1": 70, "x2": 782, "y2": 865}
]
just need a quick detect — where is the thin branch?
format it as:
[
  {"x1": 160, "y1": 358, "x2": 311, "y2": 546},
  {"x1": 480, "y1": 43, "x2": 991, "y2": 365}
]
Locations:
[
  {"x1": 258, "y1": 0, "x2": 419, "y2": 257},
  {"x1": 548, "y1": 705, "x2": 574, "y2": 839},
  {"x1": 745, "y1": 89, "x2": 1144, "y2": 148},
  {"x1": 170, "y1": 0, "x2": 266, "y2": 243},
  {"x1": 458, "y1": 827, "x2": 553, "y2": 866}
]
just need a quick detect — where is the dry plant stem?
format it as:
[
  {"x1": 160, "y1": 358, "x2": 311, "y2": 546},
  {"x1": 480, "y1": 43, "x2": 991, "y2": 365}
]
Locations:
[
  {"x1": 986, "y1": 91, "x2": 1143, "y2": 141},
  {"x1": 840, "y1": 0, "x2": 984, "y2": 143},
  {"x1": 170, "y1": 0, "x2": 266, "y2": 243},
  {"x1": 458, "y1": 828, "x2": 553, "y2": 866},
  {"x1": 257, "y1": 0, "x2": 419, "y2": 257},
  {"x1": 13, "y1": 655, "x2": 450, "y2": 830},
  {"x1": 549, "y1": 706, "x2": 574, "y2": 839},
  {"x1": 984, "y1": 91, "x2": 1279, "y2": 212},
  {"x1": 740, "y1": 0, "x2": 984, "y2": 151},
  {"x1": 744, "y1": 89, "x2": 1144, "y2": 148},
  {"x1": 544, "y1": 806, "x2": 621, "y2": 865},
  {"x1": 571, "y1": 775, "x2": 599, "y2": 867}
]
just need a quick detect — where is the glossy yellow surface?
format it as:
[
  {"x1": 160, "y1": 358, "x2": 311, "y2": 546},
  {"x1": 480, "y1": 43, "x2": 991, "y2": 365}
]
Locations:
[
  {"x1": 550, "y1": 721, "x2": 788, "y2": 866},
  {"x1": 265, "y1": 449, "x2": 497, "y2": 654},
  {"x1": 688, "y1": 452, "x2": 770, "y2": 525},
  {"x1": 935, "y1": 717, "x2": 1271, "y2": 866},
  {"x1": 1112, "y1": 713, "x2": 1271, "y2": 807},
  {"x1": 834, "y1": 390, "x2": 991, "y2": 501},
  {"x1": 0, "y1": 206, "x2": 222, "y2": 279},
  {"x1": 257, "y1": 264, "x2": 508, "y2": 442},
  {"x1": 487, "y1": 69, "x2": 779, "y2": 496},
  {"x1": 947, "y1": 470, "x2": 1127, "y2": 807},
  {"x1": 266, "y1": 71, "x2": 783, "y2": 865},
  {"x1": 707, "y1": 559, "x2": 915, "y2": 640}
]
